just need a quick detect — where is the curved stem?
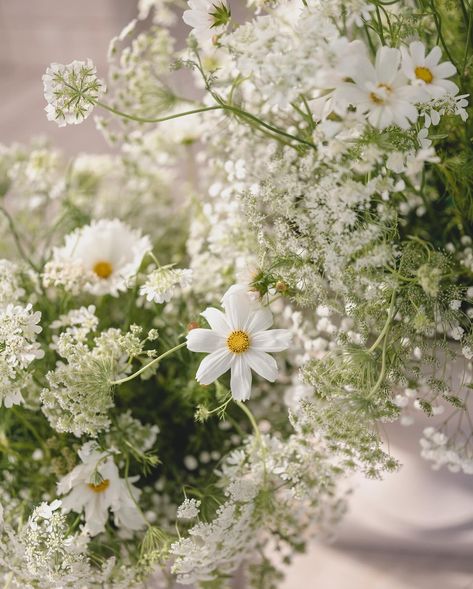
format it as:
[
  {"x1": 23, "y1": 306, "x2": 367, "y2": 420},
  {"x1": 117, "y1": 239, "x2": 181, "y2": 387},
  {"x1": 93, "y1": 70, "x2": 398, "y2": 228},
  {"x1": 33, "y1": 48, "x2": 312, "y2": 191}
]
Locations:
[
  {"x1": 0, "y1": 206, "x2": 40, "y2": 273},
  {"x1": 368, "y1": 290, "x2": 397, "y2": 354},
  {"x1": 97, "y1": 101, "x2": 316, "y2": 150},
  {"x1": 111, "y1": 342, "x2": 186, "y2": 386}
]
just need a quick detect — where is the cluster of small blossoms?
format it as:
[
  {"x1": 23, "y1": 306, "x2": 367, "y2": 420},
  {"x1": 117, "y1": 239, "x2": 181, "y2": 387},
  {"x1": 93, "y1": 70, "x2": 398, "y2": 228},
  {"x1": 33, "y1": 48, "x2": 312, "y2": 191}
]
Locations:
[
  {"x1": 42, "y1": 59, "x2": 106, "y2": 127},
  {"x1": 0, "y1": 303, "x2": 44, "y2": 407},
  {"x1": 41, "y1": 319, "x2": 150, "y2": 437},
  {"x1": 0, "y1": 500, "x2": 115, "y2": 588},
  {"x1": 140, "y1": 266, "x2": 193, "y2": 304},
  {"x1": 420, "y1": 427, "x2": 473, "y2": 474}
]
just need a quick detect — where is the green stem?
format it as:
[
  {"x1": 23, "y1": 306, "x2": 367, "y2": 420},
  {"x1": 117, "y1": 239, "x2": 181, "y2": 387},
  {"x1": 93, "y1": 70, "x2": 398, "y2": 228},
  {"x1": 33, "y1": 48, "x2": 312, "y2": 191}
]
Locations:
[
  {"x1": 98, "y1": 101, "x2": 316, "y2": 150},
  {"x1": 0, "y1": 207, "x2": 40, "y2": 273},
  {"x1": 368, "y1": 290, "x2": 397, "y2": 354},
  {"x1": 110, "y1": 342, "x2": 186, "y2": 386},
  {"x1": 235, "y1": 401, "x2": 268, "y2": 482}
]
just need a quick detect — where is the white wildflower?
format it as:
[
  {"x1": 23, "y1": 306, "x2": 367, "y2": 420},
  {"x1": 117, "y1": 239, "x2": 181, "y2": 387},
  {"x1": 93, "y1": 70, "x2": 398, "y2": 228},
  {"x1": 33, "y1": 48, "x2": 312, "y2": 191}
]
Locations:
[
  {"x1": 183, "y1": 0, "x2": 231, "y2": 45},
  {"x1": 176, "y1": 498, "x2": 201, "y2": 520},
  {"x1": 43, "y1": 59, "x2": 105, "y2": 127},
  {"x1": 57, "y1": 442, "x2": 145, "y2": 537},
  {"x1": 401, "y1": 41, "x2": 458, "y2": 99},
  {"x1": 187, "y1": 285, "x2": 292, "y2": 401},
  {"x1": 139, "y1": 266, "x2": 192, "y2": 304},
  {"x1": 50, "y1": 219, "x2": 151, "y2": 297}
]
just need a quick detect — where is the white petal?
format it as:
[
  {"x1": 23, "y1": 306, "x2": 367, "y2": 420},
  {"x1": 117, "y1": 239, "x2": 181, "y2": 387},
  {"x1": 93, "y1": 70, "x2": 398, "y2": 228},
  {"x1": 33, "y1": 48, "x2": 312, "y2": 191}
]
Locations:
[
  {"x1": 246, "y1": 350, "x2": 278, "y2": 382},
  {"x1": 425, "y1": 46, "x2": 442, "y2": 68},
  {"x1": 251, "y1": 329, "x2": 292, "y2": 352},
  {"x1": 223, "y1": 290, "x2": 251, "y2": 330},
  {"x1": 246, "y1": 307, "x2": 273, "y2": 333},
  {"x1": 187, "y1": 329, "x2": 224, "y2": 353},
  {"x1": 409, "y1": 41, "x2": 426, "y2": 64},
  {"x1": 433, "y1": 62, "x2": 457, "y2": 79},
  {"x1": 230, "y1": 355, "x2": 252, "y2": 401},
  {"x1": 195, "y1": 348, "x2": 232, "y2": 385},
  {"x1": 201, "y1": 307, "x2": 231, "y2": 336},
  {"x1": 376, "y1": 47, "x2": 401, "y2": 84}
]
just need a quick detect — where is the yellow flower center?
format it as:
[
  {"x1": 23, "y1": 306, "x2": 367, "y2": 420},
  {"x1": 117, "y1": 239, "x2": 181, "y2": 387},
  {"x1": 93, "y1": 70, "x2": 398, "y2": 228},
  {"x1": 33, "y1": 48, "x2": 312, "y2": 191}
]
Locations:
[
  {"x1": 93, "y1": 261, "x2": 113, "y2": 279},
  {"x1": 415, "y1": 66, "x2": 433, "y2": 84},
  {"x1": 88, "y1": 479, "x2": 110, "y2": 493},
  {"x1": 227, "y1": 330, "x2": 250, "y2": 354},
  {"x1": 369, "y1": 83, "x2": 392, "y2": 105}
]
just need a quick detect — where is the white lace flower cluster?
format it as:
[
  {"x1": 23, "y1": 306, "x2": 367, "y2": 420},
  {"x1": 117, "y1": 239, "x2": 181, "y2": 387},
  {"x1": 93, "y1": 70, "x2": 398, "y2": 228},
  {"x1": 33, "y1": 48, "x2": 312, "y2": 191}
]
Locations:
[
  {"x1": 420, "y1": 427, "x2": 473, "y2": 474},
  {"x1": 41, "y1": 317, "x2": 146, "y2": 437},
  {"x1": 0, "y1": 499, "x2": 116, "y2": 588},
  {"x1": 0, "y1": 303, "x2": 44, "y2": 408},
  {"x1": 140, "y1": 266, "x2": 193, "y2": 304},
  {"x1": 0, "y1": 260, "x2": 25, "y2": 307},
  {"x1": 42, "y1": 59, "x2": 106, "y2": 127}
]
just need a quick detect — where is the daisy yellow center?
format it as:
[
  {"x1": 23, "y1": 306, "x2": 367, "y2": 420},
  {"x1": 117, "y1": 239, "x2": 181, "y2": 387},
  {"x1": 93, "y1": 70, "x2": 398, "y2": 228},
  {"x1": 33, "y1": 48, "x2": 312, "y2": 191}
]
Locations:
[
  {"x1": 369, "y1": 83, "x2": 392, "y2": 105},
  {"x1": 93, "y1": 260, "x2": 113, "y2": 279},
  {"x1": 415, "y1": 66, "x2": 433, "y2": 84},
  {"x1": 88, "y1": 479, "x2": 110, "y2": 493},
  {"x1": 227, "y1": 330, "x2": 250, "y2": 354}
]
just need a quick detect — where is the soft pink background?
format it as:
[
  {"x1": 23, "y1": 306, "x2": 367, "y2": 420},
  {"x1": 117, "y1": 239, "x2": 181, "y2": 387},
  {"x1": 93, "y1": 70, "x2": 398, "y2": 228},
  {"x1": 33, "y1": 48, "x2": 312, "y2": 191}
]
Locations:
[{"x1": 1, "y1": 2, "x2": 472, "y2": 587}]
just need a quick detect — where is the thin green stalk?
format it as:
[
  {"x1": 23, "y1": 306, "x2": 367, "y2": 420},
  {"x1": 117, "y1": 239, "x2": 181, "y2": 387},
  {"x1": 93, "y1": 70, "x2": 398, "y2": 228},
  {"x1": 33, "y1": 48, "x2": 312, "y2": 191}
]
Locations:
[
  {"x1": 368, "y1": 290, "x2": 397, "y2": 353},
  {"x1": 0, "y1": 207, "x2": 40, "y2": 273},
  {"x1": 110, "y1": 342, "x2": 186, "y2": 386}
]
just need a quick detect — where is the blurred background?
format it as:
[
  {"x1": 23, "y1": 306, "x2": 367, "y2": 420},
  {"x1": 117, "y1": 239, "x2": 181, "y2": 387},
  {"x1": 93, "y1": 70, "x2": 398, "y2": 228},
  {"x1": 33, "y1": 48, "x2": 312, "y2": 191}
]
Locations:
[{"x1": 1, "y1": 1, "x2": 473, "y2": 587}]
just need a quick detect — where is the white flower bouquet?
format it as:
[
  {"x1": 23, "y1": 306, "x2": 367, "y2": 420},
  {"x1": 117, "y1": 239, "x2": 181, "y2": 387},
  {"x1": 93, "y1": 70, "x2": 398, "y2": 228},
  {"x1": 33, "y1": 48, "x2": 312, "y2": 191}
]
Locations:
[{"x1": 1, "y1": 0, "x2": 473, "y2": 587}]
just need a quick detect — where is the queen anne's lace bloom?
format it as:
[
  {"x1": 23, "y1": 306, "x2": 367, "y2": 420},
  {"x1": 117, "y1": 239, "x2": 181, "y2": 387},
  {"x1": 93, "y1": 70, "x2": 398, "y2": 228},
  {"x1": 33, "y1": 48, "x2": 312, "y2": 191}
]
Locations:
[
  {"x1": 0, "y1": 303, "x2": 44, "y2": 407},
  {"x1": 43, "y1": 59, "x2": 106, "y2": 127},
  {"x1": 139, "y1": 266, "x2": 192, "y2": 304}
]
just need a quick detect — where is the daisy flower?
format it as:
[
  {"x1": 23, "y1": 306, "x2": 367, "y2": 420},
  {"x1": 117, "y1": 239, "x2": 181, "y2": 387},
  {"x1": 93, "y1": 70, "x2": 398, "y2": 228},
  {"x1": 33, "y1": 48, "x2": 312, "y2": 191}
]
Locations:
[
  {"x1": 187, "y1": 284, "x2": 292, "y2": 401},
  {"x1": 57, "y1": 442, "x2": 144, "y2": 537},
  {"x1": 336, "y1": 46, "x2": 422, "y2": 129},
  {"x1": 401, "y1": 41, "x2": 458, "y2": 99},
  {"x1": 183, "y1": 0, "x2": 231, "y2": 45},
  {"x1": 50, "y1": 219, "x2": 151, "y2": 297}
]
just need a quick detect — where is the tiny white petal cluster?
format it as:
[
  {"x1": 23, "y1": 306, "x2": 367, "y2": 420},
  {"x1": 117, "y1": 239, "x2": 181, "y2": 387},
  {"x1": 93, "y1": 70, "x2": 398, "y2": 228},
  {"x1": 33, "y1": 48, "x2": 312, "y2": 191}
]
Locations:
[
  {"x1": 0, "y1": 303, "x2": 44, "y2": 408},
  {"x1": 420, "y1": 427, "x2": 473, "y2": 474},
  {"x1": 43, "y1": 59, "x2": 106, "y2": 127},
  {"x1": 176, "y1": 498, "x2": 201, "y2": 520},
  {"x1": 139, "y1": 266, "x2": 192, "y2": 304}
]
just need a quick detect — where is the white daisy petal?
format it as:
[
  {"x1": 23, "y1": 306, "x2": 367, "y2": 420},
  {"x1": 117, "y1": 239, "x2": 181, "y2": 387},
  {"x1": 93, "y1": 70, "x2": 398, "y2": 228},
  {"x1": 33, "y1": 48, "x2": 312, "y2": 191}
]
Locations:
[
  {"x1": 201, "y1": 307, "x2": 231, "y2": 336},
  {"x1": 195, "y1": 348, "x2": 232, "y2": 385},
  {"x1": 223, "y1": 290, "x2": 251, "y2": 330},
  {"x1": 246, "y1": 350, "x2": 279, "y2": 382},
  {"x1": 251, "y1": 329, "x2": 292, "y2": 352},
  {"x1": 230, "y1": 355, "x2": 252, "y2": 401},
  {"x1": 245, "y1": 307, "x2": 273, "y2": 333},
  {"x1": 186, "y1": 329, "x2": 224, "y2": 353}
]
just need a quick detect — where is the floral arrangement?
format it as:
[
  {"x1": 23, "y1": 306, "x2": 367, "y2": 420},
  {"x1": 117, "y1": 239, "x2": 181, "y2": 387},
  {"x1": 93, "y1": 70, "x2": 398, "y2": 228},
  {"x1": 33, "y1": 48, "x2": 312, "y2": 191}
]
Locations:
[{"x1": 1, "y1": 0, "x2": 473, "y2": 587}]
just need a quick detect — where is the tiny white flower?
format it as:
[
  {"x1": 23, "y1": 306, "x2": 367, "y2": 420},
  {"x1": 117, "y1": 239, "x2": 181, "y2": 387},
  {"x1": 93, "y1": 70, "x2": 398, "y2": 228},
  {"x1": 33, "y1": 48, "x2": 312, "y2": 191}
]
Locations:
[
  {"x1": 43, "y1": 59, "x2": 105, "y2": 127},
  {"x1": 57, "y1": 442, "x2": 144, "y2": 537},
  {"x1": 183, "y1": 0, "x2": 231, "y2": 45},
  {"x1": 187, "y1": 285, "x2": 292, "y2": 401},
  {"x1": 401, "y1": 41, "x2": 458, "y2": 99},
  {"x1": 139, "y1": 266, "x2": 192, "y2": 304},
  {"x1": 50, "y1": 219, "x2": 151, "y2": 297},
  {"x1": 177, "y1": 498, "x2": 201, "y2": 520}
]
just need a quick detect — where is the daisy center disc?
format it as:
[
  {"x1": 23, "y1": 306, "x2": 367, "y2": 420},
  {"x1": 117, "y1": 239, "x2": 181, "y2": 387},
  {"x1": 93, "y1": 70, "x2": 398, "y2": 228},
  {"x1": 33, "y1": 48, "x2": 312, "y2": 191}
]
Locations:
[
  {"x1": 369, "y1": 83, "x2": 392, "y2": 105},
  {"x1": 93, "y1": 260, "x2": 113, "y2": 279},
  {"x1": 88, "y1": 479, "x2": 110, "y2": 493},
  {"x1": 415, "y1": 66, "x2": 433, "y2": 84},
  {"x1": 227, "y1": 330, "x2": 250, "y2": 354}
]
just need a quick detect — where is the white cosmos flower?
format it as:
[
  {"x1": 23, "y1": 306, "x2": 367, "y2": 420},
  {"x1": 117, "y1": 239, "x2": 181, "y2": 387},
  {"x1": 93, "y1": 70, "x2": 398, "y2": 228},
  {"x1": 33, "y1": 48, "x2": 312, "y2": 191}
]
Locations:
[
  {"x1": 336, "y1": 46, "x2": 422, "y2": 129},
  {"x1": 401, "y1": 41, "x2": 458, "y2": 99},
  {"x1": 51, "y1": 219, "x2": 151, "y2": 297},
  {"x1": 183, "y1": 0, "x2": 231, "y2": 45},
  {"x1": 57, "y1": 442, "x2": 144, "y2": 537},
  {"x1": 187, "y1": 285, "x2": 292, "y2": 401}
]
